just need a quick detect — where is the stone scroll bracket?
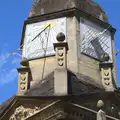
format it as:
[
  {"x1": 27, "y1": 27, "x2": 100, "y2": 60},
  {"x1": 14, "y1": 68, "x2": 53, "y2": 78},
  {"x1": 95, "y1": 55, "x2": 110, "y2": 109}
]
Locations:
[
  {"x1": 99, "y1": 62, "x2": 114, "y2": 91},
  {"x1": 17, "y1": 67, "x2": 31, "y2": 95},
  {"x1": 53, "y1": 32, "x2": 69, "y2": 96}
]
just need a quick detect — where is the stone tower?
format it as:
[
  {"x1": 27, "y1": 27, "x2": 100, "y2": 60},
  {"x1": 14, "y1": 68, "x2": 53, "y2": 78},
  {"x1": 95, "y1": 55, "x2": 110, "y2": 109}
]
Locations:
[
  {"x1": 0, "y1": 0, "x2": 120, "y2": 120},
  {"x1": 20, "y1": 0, "x2": 117, "y2": 93}
]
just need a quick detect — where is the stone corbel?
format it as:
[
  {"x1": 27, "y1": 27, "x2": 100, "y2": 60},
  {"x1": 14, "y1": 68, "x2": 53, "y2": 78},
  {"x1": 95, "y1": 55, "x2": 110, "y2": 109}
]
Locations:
[
  {"x1": 17, "y1": 67, "x2": 31, "y2": 95},
  {"x1": 99, "y1": 63, "x2": 114, "y2": 91}
]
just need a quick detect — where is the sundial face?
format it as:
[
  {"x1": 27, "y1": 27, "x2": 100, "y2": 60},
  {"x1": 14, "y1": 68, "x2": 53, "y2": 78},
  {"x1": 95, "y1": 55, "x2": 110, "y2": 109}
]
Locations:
[
  {"x1": 80, "y1": 18, "x2": 113, "y2": 62},
  {"x1": 22, "y1": 17, "x2": 66, "y2": 60}
]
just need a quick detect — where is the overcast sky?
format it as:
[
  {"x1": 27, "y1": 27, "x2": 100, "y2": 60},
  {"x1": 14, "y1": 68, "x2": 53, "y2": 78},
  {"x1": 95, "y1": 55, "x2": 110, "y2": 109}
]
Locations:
[{"x1": 0, "y1": 0, "x2": 120, "y2": 103}]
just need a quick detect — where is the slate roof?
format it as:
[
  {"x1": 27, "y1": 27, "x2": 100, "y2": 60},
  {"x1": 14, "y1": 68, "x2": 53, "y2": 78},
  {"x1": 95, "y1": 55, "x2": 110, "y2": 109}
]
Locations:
[
  {"x1": 24, "y1": 70, "x2": 104, "y2": 96},
  {"x1": 0, "y1": 96, "x2": 15, "y2": 117},
  {"x1": 0, "y1": 70, "x2": 104, "y2": 116},
  {"x1": 29, "y1": 0, "x2": 108, "y2": 22},
  {"x1": 25, "y1": 72, "x2": 54, "y2": 96}
]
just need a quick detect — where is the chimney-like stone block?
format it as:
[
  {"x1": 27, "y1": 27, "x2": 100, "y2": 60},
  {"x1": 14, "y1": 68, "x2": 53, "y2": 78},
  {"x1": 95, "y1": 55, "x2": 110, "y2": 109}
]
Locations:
[
  {"x1": 54, "y1": 32, "x2": 69, "y2": 96},
  {"x1": 54, "y1": 68, "x2": 68, "y2": 95}
]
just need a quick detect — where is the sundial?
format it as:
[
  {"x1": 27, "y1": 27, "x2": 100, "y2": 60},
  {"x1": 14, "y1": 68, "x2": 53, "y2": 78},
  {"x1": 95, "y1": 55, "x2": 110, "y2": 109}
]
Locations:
[
  {"x1": 80, "y1": 18, "x2": 112, "y2": 62},
  {"x1": 22, "y1": 17, "x2": 67, "y2": 60}
]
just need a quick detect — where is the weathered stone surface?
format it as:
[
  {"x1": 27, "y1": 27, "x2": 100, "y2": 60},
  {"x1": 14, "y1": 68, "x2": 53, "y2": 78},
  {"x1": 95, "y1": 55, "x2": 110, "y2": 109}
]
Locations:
[
  {"x1": 9, "y1": 105, "x2": 41, "y2": 120},
  {"x1": 25, "y1": 72, "x2": 54, "y2": 96},
  {"x1": 29, "y1": 0, "x2": 108, "y2": 22}
]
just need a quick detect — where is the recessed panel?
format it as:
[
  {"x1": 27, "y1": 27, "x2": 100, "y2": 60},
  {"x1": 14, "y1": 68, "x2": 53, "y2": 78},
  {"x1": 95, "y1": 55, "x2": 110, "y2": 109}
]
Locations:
[
  {"x1": 23, "y1": 17, "x2": 66, "y2": 59},
  {"x1": 80, "y1": 18, "x2": 112, "y2": 62}
]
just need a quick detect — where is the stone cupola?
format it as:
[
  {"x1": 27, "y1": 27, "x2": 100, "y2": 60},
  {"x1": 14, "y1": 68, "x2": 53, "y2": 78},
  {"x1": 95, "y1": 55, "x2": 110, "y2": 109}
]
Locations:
[{"x1": 29, "y1": 0, "x2": 108, "y2": 22}]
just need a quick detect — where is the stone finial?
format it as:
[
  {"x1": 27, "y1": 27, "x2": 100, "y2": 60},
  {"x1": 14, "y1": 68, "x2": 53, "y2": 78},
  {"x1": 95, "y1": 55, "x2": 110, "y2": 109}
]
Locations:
[
  {"x1": 97, "y1": 100, "x2": 106, "y2": 120},
  {"x1": 56, "y1": 32, "x2": 65, "y2": 42},
  {"x1": 100, "y1": 52, "x2": 110, "y2": 62},
  {"x1": 97, "y1": 100, "x2": 104, "y2": 109},
  {"x1": 20, "y1": 57, "x2": 29, "y2": 67}
]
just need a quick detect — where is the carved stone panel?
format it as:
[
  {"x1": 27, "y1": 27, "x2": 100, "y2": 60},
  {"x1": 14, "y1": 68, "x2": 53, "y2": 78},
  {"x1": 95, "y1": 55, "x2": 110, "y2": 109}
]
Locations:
[
  {"x1": 18, "y1": 72, "x2": 29, "y2": 93},
  {"x1": 15, "y1": 100, "x2": 64, "y2": 120},
  {"x1": 101, "y1": 67, "x2": 113, "y2": 91},
  {"x1": 56, "y1": 47, "x2": 67, "y2": 68},
  {"x1": 9, "y1": 105, "x2": 41, "y2": 120}
]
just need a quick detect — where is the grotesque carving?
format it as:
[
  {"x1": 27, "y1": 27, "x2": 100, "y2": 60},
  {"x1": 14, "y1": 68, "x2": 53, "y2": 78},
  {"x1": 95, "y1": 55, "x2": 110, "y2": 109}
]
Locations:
[{"x1": 9, "y1": 105, "x2": 41, "y2": 120}]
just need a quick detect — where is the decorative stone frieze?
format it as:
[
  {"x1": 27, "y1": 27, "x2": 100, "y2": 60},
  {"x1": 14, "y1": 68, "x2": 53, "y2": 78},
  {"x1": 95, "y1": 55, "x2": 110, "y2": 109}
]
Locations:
[
  {"x1": 11, "y1": 101, "x2": 63, "y2": 120},
  {"x1": 9, "y1": 105, "x2": 40, "y2": 120}
]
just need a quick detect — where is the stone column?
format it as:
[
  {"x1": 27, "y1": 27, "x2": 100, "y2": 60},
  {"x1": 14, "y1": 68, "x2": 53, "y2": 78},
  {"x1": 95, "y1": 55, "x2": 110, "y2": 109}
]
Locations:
[
  {"x1": 53, "y1": 32, "x2": 68, "y2": 95},
  {"x1": 97, "y1": 100, "x2": 106, "y2": 120},
  {"x1": 99, "y1": 63, "x2": 114, "y2": 91},
  {"x1": 17, "y1": 67, "x2": 30, "y2": 95}
]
